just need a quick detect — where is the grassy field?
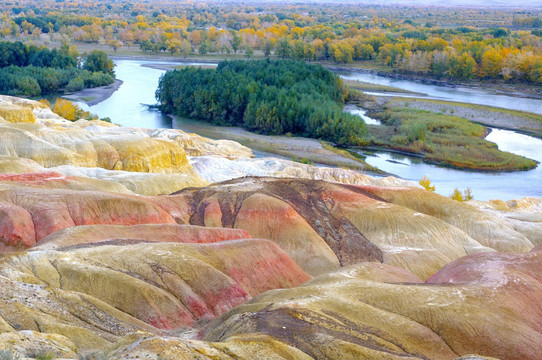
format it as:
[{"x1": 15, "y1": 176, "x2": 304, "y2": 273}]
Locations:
[
  {"x1": 387, "y1": 97, "x2": 542, "y2": 138},
  {"x1": 367, "y1": 106, "x2": 538, "y2": 171},
  {"x1": 343, "y1": 79, "x2": 421, "y2": 95}
]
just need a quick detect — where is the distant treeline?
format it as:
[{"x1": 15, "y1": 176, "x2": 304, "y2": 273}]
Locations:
[
  {"x1": 0, "y1": 41, "x2": 114, "y2": 96},
  {"x1": 156, "y1": 60, "x2": 367, "y2": 146}
]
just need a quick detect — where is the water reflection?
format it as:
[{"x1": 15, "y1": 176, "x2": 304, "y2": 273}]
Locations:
[
  {"x1": 361, "y1": 127, "x2": 542, "y2": 201},
  {"x1": 344, "y1": 105, "x2": 381, "y2": 125}
]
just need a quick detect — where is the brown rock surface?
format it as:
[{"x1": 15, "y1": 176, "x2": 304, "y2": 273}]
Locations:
[
  {"x1": 34, "y1": 223, "x2": 251, "y2": 250},
  {"x1": 0, "y1": 177, "x2": 497, "y2": 279},
  {"x1": 154, "y1": 177, "x2": 492, "y2": 278}
]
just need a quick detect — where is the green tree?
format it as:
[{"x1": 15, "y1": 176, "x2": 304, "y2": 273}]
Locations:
[
  {"x1": 275, "y1": 37, "x2": 291, "y2": 59},
  {"x1": 244, "y1": 44, "x2": 254, "y2": 58},
  {"x1": 463, "y1": 187, "x2": 473, "y2": 201},
  {"x1": 231, "y1": 33, "x2": 242, "y2": 54},
  {"x1": 263, "y1": 38, "x2": 275, "y2": 58},
  {"x1": 83, "y1": 50, "x2": 114, "y2": 75},
  {"x1": 198, "y1": 41, "x2": 209, "y2": 55}
]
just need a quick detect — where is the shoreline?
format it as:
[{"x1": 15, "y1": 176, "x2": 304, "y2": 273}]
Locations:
[
  {"x1": 171, "y1": 115, "x2": 382, "y2": 174},
  {"x1": 325, "y1": 64, "x2": 542, "y2": 101},
  {"x1": 63, "y1": 79, "x2": 124, "y2": 106},
  {"x1": 111, "y1": 54, "x2": 542, "y2": 101}
]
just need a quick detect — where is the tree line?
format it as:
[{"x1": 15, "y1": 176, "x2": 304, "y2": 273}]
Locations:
[
  {"x1": 2, "y1": 2, "x2": 541, "y2": 85},
  {"x1": 0, "y1": 40, "x2": 114, "y2": 96},
  {"x1": 156, "y1": 59, "x2": 367, "y2": 146}
]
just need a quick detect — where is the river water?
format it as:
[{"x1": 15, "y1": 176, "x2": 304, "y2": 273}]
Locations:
[
  {"x1": 340, "y1": 71, "x2": 542, "y2": 115},
  {"x1": 78, "y1": 59, "x2": 541, "y2": 201}
]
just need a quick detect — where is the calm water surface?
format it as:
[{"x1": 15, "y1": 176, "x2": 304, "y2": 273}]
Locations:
[
  {"x1": 340, "y1": 71, "x2": 542, "y2": 115},
  {"x1": 78, "y1": 59, "x2": 541, "y2": 201},
  {"x1": 79, "y1": 59, "x2": 213, "y2": 128}
]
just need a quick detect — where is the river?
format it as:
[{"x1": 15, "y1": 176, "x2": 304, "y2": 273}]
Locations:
[
  {"x1": 78, "y1": 59, "x2": 541, "y2": 201},
  {"x1": 340, "y1": 71, "x2": 542, "y2": 115}
]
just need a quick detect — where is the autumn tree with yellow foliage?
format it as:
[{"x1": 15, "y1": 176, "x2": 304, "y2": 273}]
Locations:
[{"x1": 41, "y1": 98, "x2": 98, "y2": 121}]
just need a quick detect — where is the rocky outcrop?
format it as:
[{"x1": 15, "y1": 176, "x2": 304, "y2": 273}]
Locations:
[
  {"x1": 51, "y1": 166, "x2": 209, "y2": 195},
  {"x1": 34, "y1": 223, "x2": 252, "y2": 250},
  {"x1": 152, "y1": 128, "x2": 253, "y2": 159},
  {"x1": 153, "y1": 177, "x2": 494, "y2": 279},
  {"x1": 467, "y1": 198, "x2": 542, "y2": 246},
  {"x1": 106, "y1": 332, "x2": 313, "y2": 360},
  {"x1": 189, "y1": 155, "x2": 420, "y2": 188},
  {"x1": 0, "y1": 121, "x2": 198, "y2": 172},
  {"x1": 0, "y1": 238, "x2": 310, "y2": 350},
  {"x1": 0, "y1": 177, "x2": 500, "y2": 279},
  {"x1": 0, "y1": 96, "x2": 254, "y2": 194},
  {"x1": 0, "y1": 331, "x2": 77, "y2": 359},
  {"x1": 1, "y1": 94, "x2": 540, "y2": 359},
  {"x1": 202, "y1": 251, "x2": 542, "y2": 360},
  {"x1": 0, "y1": 105, "x2": 35, "y2": 123},
  {"x1": 0, "y1": 184, "x2": 177, "y2": 250},
  {"x1": 4, "y1": 251, "x2": 539, "y2": 359}
]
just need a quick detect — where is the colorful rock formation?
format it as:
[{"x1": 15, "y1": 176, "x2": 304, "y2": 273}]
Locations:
[
  {"x1": 0, "y1": 238, "x2": 310, "y2": 350},
  {"x1": 203, "y1": 251, "x2": 542, "y2": 360},
  {"x1": 0, "y1": 95, "x2": 540, "y2": 359},
  {"x1": 0, "y1": 176, "x2": 528, "y2": 280},
  {"x1": 155, "y1": 177, "x2": 499, "y2": 278}
]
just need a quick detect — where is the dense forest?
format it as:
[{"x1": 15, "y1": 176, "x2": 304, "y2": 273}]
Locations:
[
  {"x1": 156, "y1": 59, "x2": 367, "y2": 146},
  {"x1": 0, "y1": 40, "x2": 114, "y2": 96},
  {"x1": 1, "y1": 0, "x2": 541, "y2": 85}
]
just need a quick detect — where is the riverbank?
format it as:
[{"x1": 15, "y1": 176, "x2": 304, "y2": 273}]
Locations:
[
  {"x1": 172, "y1": 116, "x2": 381, "y2": 174},
  {"x1": 343, "y1": 79, "x2": 423, "y2": 95},
  {"x1": 63, "y1": 79, "x2": 124, "y2": 106},
  {"x1": 326, "y1": 62, "x2": 542, "y2": 101}
]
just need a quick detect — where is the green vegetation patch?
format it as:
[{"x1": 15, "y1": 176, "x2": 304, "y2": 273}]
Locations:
[
  {"x1": 369, "y1": 106, "x2": 537, "y2": 171},
  {"x1": 396, "y1": 97, "x2": 542, "y2": 124},
  {"x1": 0, "y1": 41, "x2": 114, "y2": 96},
  {"x1": 156, "y1": 59, "x2": 368, "y2": 146}
]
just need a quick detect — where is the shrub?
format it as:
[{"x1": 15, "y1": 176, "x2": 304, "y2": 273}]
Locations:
[
  {"x1": 66, "y1": 77, "x2": 85, "y2": 92},
  {"x1": 14, "y1": 75, "x2": 41, "y2": 96},
  {"x1": 419, "y1": 175, "x2": 435, "y2": 191},
  {"x1": 463, "y1": 187, "x2": 473, "y2": 201},
  {"x1": 52, "y1": 98, "x2": 98, "y2": 121},
  {"x1": 450, "y1": 188, "x2": 464, "y2": 201},
  {"x1": 450, "y1": 187, "x2": 473, "y2": 201},
  {"x1": 35, "y1": 352, "x2": 55, "y2": 360}
]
